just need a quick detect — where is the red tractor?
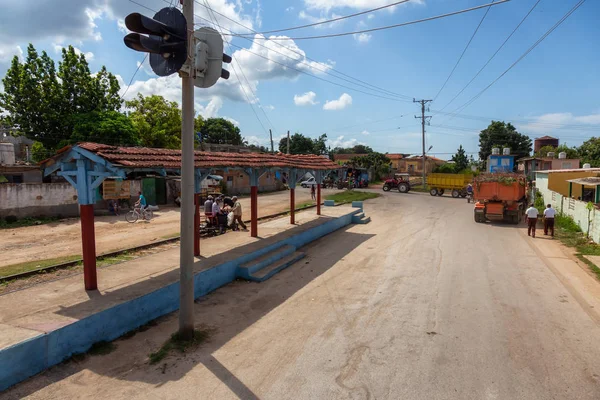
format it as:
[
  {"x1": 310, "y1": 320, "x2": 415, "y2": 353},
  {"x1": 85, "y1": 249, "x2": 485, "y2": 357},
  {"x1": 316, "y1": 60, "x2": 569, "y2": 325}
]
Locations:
[{"x1": 383, "y1": 173, "x2": 411, "y2": 193}]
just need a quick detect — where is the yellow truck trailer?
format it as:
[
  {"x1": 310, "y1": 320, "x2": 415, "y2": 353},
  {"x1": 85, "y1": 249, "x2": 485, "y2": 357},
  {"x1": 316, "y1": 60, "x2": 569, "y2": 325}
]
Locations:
[{"x1": 427, "y1": 173, "x2": 473, "y2": 198}]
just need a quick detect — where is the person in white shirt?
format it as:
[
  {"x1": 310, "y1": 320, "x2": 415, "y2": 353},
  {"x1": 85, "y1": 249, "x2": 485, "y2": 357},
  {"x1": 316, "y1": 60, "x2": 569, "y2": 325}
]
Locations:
[
  {"x1": 543, "y1": 204, "x2": 556, "y2": 237},
  {"x1": 525, "y1": 203, "x2": 539, "y2": 238}
]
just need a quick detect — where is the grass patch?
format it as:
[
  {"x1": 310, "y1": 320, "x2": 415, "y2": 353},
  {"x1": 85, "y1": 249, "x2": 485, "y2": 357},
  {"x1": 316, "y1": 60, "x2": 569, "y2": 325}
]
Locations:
[
  {"x1": 324, "y1": 191, "x2": 380, "y2": 204},
  {"x1": 554, "y1": 212, "x2": 600, "y2": 281},
  {"x1": 97, "y1": 253, "x2": 135, "y2": 268},
  {"x1": 0, "y1": 255, "x2": 82, "y2": 278},
  {"x1": 149, "y1": 328, "x2": 213, "y2": 364},
  {"x1": 0, "y1": 216, "x2": 60, "y2": 229}
]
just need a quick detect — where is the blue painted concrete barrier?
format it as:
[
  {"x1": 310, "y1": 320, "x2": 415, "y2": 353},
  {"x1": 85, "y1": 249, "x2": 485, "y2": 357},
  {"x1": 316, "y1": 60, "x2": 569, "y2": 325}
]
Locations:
[
  {"x1": 324, "y1": 200, "x2": 335, "y2": 207},
  {"x1": 0, "y1": 208, "x2": 361, "y2": 392},
  {"x1": 351, "y1": 201, "x2": 363, "y2": 209}
]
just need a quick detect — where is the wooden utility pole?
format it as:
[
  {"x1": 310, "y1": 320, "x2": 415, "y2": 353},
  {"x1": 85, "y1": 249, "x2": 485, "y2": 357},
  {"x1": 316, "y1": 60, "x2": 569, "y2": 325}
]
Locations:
[
  {"x1": 287, "y1": 130, "x2": 290, "y2": 154},
  {"x1": 414, "y1": 99, "x2": 432, "y2": 188},
  {"x1": 269, "y1": 129, "x2": 274, "y2": 153}
]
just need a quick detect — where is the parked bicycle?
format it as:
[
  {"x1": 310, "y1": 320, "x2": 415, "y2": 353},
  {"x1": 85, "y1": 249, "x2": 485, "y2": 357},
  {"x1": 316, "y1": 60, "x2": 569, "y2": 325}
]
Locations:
[{"x1": 125, "y1": 207, "x2": 153, "y2": 223}]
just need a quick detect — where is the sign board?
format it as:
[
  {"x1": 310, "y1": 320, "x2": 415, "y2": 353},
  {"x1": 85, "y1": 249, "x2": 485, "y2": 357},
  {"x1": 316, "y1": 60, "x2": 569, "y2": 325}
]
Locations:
[{"x1": 102, "y1": 179, "x2": 131, "y2": 200}]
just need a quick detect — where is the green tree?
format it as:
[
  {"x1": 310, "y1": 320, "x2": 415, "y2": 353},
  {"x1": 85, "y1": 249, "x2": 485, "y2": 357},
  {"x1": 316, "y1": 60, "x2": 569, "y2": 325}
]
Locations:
[
  {"x1": 126, "y1": 94, "x2": 182, "y2": 149},
  {"x1": 349, "y1": 152, "x2": 391, "y2": 180},
  {"x1": 0, "y1": 44, "x2": 122, "y2": 150},
  {"x1": 71, "y1": 111, "x2": 139, "y2": 146},
  {"x1": 451, "y1": 145, "x2": 469, "y2": 172},
  {"x1": 578, "y1": 137, "x2": 600, "y2": 167},
  {"x1": 278, "y1": 132, "x2": 328, "y2": 155},
  {"x1": 200, "y1": 117, "x2": 244, "y2": 145},
  {"x1": 331, "y1": 144, "x2": 374, "y2": 154},
  {"x1": 535, "y1": 145, "x2": 557, "y2": 158},
  {"x1": 479, "y1": 121, "x2": 532, "y2": 161},
  {"x1": 247, "y1": 144, "x2": 269, "y2": 153},
  {"x1": 31, "y1": 141, "x2": 50, "y2": 162},
  {"x1": 434, "y1": 163, "x2": 457, "y2": 173}
]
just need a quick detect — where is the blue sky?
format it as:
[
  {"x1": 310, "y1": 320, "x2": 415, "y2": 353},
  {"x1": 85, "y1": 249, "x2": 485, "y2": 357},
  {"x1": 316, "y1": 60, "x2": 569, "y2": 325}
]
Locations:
[{"x1": 0, "y1": 0, "x2": 599, "y2": 159}]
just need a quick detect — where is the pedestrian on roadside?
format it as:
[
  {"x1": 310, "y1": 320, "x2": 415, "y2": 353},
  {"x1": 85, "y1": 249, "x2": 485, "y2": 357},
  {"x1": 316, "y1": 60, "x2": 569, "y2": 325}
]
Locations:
[
  {"x1": 230, "y1": 196, "x2": 247, "y2": 231},
  {"x1": 310, "y1": 184, "x2": 316, "y2": 200},
  {"x1": 544, "y1": 203, "x2": 556, "y2": 237},
  {"x1": 525, "y1": 203, "x2": 539, "y2": 238}
]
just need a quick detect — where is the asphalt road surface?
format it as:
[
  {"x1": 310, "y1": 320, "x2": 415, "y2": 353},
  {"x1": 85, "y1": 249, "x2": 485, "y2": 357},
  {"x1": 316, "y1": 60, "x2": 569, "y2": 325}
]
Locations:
[{"x1": 6, "y1": 190, "x2": 600, "y2": 399}]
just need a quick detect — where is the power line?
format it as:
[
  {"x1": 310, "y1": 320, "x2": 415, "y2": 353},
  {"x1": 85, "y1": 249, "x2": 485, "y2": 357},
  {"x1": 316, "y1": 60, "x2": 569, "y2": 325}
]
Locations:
[
  {"x1": 242, "y1": 1, "x2": 511, "y2": 41},
  {"x1": 236, "y1": 0, "x2": 413, "y2": 36},
  {"x1": 227, "y1": 42, "x2": 413, "y2": 102},
  {"x1": 187, "y1": 0, "x2": 414, "y2": 100},
  {"x1": 446, "y1": 0, "x2": 586, "y2": 119},
  {"x1": 120, "y1": 54, "x2": 147, "y2": 100},
  {"x1": 433, "y1": 0, "x2": 495, "y2": 101},
  {"x1": 434, "y1": 0, "x2": 543, "y2": 115},
  {"x1": 202, "y1": 0, "x2": 272, "y2": 136}
]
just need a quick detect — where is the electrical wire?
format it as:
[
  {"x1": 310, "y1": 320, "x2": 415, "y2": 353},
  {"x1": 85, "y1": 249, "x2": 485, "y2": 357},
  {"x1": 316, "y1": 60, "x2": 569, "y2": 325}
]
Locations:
[
  {"x1": 434, "y1": 0, "x2": 544, "y2": 115},
  {"x1": 433, "y1": 0, "x2": 495, "y2": 101},
  {"x1": 187, "y1": 0, "x2": 414, "y2": 100},
  {"x1": 445, "y1": 0, "x2": 586, "y2": 120},
  {"x1": 234, "y1": 0, "x2": 413, "y2": 36},
  {"x1": 202, "y1": 0, "x2": 273, "y2": 137},
  {"x1": 120, "y1": 55, "x2": 147, "y2": 100},
  {"x1": 240, "y1": 1, "x2": 511, "y2": 41}
]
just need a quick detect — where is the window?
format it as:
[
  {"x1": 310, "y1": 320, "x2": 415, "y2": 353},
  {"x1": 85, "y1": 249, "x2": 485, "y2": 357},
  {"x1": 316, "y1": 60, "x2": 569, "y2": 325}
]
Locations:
[
  {"x1": 562, "y1": 162, "x2": 572, "y2": 169},
  {"x1": 489, "y1": 158, "x2": 497, "y2": 166},
  {"x1": 227, "y1": 176, "x2": 233, "y2": 182},
  {"x1": 501, "y1": 158, "x2": 510, "y2": 166}
]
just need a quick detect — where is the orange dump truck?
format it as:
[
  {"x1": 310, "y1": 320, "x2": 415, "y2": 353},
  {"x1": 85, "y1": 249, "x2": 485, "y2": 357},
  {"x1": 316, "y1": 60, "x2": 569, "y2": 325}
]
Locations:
[{"x1": 473, "y1": 174, "x2": 527, "y2": 224}]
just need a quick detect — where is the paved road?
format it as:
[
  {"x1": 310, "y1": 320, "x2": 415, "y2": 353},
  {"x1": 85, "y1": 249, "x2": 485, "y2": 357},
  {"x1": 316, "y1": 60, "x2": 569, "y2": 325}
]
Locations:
[
  {"x1": 0, "y1": 188, "x2": 331, "y2": 270},
  {"x1": 6, "y1": 191, "x2": 600, "y2": 399}
]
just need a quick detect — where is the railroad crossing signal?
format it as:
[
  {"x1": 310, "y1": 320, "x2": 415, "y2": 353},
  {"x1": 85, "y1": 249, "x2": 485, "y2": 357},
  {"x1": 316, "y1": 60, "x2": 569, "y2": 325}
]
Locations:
[
  {"x1": 123, "y1": 7, "x2": 187, "y2": 76},
  {"x1": 193, "y1": 27, "x2": 232, "y2": 88}
]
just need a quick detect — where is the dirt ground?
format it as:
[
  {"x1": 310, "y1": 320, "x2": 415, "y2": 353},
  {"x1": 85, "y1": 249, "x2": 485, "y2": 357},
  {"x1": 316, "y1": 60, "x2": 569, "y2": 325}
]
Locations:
[
  {"x1": 0, "y1": 188, "x2": 332, "y2": 270},
  {"x1": 6, "y1": 191, "x2": 600, "y2": 399}
]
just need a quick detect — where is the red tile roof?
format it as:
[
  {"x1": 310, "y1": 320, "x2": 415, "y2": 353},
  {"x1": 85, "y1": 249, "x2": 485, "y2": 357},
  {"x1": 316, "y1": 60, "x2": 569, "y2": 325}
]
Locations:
[{"x1": 76, "y1": 143, "x2": 339, "y2": 170}]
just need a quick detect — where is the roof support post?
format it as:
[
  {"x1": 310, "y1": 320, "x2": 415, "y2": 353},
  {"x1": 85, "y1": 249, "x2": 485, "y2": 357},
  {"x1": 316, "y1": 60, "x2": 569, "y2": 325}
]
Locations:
[
  {"x1": 288, "y1": 169, "x2": 298, "y2": 225},
  {"x1": 569, "y1": 182, "x2": 573, "y2": 198},
  {"x1": 596, "y1": 185, "x2": 599, "y2": 204},
  {"x1": 315, "y1": 170, "x2": 323, "y2": 216},
  {"x1": 244, "y1": 168, "x2": 262, "y2": 238}
]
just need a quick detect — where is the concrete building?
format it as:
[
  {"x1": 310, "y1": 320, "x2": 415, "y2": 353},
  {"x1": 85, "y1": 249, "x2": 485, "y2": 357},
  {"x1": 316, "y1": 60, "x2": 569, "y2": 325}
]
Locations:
[
  {"x1": 0, "y1": 135, "x2": 34, "y2": 161},
  {"x1": 534, "y1": 135, "x2": 559, "y2": 153},
  {"x1": 401, "y1": 155, "x2": 445, "y2": 175},
  {"x1": 518, "y1": 156, "x2": 581, "y2": 180},
  {"x1": 486, "y1": 153, "x2": 515, "y2": 173}
]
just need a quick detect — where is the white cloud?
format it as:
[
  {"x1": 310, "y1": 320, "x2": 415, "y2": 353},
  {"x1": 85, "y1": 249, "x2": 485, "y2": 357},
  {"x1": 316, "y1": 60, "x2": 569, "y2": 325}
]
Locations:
[
  {"x1": 353, "y1": 33, "x2": 372, "y2": 44},
  {"x1": 0, "y1": 45, "x2": 23, "y2": 64},
  {"x1": 117, "y1": 18, "x2": 128, "y2": 34},
  {"x1": 53, "y1": 44, "x2": 94, "y2": 61},
  {"x1": 197, "y1": 97, "x2": 224, "y2": 119},
  {"x1": 262, "y1": 105, "x2": 275, "y2": 111},
  {"x1": 361, "y1": 130, "x2": 370, "y2": 135},
  {"x1": 224, "y1": 117, "x2": 240, "y2": 127},
  {"x1": 245, "y1": 135, "x2": 268, "y2": 146},
  {"x1": 327, "y1": 135, "x2": 363, "y2": 148},
  {"x1": 286, "y1": 6, "x2": 295, "y2": 12},
  {"x1": 367, "y1": 14, "x2": 375, "y2": 20},
  {"x1": 519, "y1": 112, "x2": 600, "y2": 133},
  {"x1": 303, "y1": 0, "x2": 424, "y2": 12},
  {"x1": 298, "y1": 10, "x2": 345, "y2": 29},
  {"x1": 323, "y1": 93, "x2": 352, "y2": 110},
  {"x1": 294, "y1": 91, "x2": 319, "y2": 106}
]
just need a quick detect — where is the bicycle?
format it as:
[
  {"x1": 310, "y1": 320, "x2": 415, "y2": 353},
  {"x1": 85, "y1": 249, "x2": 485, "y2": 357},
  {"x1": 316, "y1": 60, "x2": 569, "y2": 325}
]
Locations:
[{"x1": 125, "y1": 206, "x2": 153, "y2": 223}]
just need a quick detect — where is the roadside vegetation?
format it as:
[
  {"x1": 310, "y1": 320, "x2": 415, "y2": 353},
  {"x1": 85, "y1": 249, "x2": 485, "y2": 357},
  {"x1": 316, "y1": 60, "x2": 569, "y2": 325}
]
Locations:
[
  {"x1": 554, "y1": 213, "x2": 600, "y2": 280},
  {"x1": 149, "y1": 327, "x2": 214, "y2": 364},
  {"x1": 0, "y1": 216, "x2": 60, "y2": 229},
  {"x1": 325, "y1": 191, "x2": 379, "y2": 204}
]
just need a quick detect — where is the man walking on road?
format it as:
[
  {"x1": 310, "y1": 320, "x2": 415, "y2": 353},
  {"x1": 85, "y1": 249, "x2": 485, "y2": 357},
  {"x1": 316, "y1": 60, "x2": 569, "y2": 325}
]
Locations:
[
  {"x1": 231, "y1": 196, "x2": 247, "y2": 231},
  {"x1": 544, "y1": 203, "x2": 556, "y2": 237},
  {"x1": 526, "y1": 203, "x2": 539, "y2": 238}
]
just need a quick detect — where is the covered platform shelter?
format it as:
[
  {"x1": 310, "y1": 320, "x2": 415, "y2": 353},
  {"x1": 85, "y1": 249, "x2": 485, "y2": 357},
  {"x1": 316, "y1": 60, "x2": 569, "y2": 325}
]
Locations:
[
  {"x1": 41, "y1": 142, "x2": 338, "y2": 291},
  {"x1": 567, "y1": 177, "x2": 600, "y2": 203}
]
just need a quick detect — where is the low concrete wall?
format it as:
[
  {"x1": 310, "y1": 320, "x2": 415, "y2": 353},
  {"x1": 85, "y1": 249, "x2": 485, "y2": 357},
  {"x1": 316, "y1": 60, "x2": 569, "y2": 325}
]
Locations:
[
  {"x1": 0, "y1": 183, "x2": 79, "y2": 219},
  {"x1": 0, "y1": 209, "x2": 360, "y2": 391},
  {"x1": 537, "y1": 185, "x2": 600, "y2": 243}
]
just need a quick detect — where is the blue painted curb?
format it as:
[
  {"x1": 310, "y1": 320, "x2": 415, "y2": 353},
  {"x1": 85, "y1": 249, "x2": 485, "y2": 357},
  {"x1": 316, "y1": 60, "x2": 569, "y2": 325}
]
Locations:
[
  {"x1": 324, "y1": 200, "x2": 335, "y2": 207},
  {"x1": 351, "y1": 201, "x2": 363, "y2": 209},
  {"x1": 0, "y1": 208, "x2": 362, "y2": 392}
]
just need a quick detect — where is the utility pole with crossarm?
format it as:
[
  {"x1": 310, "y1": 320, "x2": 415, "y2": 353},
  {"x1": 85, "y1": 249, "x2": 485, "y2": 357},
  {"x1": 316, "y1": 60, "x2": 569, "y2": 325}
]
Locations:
[{"x1": 414, "y1": 99, "x2": 432, "y2": 188}]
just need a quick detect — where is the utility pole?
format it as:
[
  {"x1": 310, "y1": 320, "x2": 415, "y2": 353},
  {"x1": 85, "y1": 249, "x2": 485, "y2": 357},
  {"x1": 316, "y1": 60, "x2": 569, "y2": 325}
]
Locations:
[
  {"x1": 179, "y1": 0, "x2": 195, "y2": 340},
  {"x1": 269, "y1": 129, "x2": 274, "y2": 153},
  {"x1": 414, "y1": 99, "x2": 432, "y2": 188},
  {"x1": 287, "y1": 130, "x2": 290, "y2": 154}
]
